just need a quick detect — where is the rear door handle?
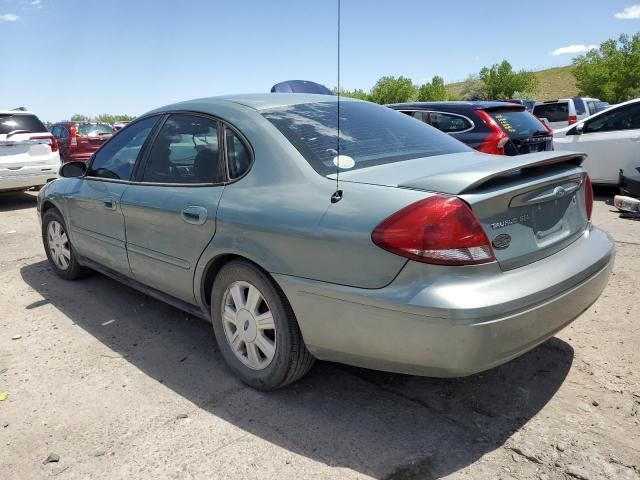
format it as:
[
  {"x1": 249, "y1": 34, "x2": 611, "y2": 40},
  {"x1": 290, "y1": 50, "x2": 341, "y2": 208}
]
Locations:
[
  {"x1": 102, "y1": 198, "x2": 117, "y2": 210},
  {"x1": 181, "y1": 206, "x2": 207, "y2": 225}
]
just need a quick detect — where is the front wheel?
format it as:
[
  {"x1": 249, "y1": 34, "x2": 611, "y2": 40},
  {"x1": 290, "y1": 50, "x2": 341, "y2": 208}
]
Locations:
[
  {"x1": 42, "y1": 209, "x2": 88, "y2": 280},
  {"x1": 211, "y1": 261, "x2": 314, "y2": 390}
]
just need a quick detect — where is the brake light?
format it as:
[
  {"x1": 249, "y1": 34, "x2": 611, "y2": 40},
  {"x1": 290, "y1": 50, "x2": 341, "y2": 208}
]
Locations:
[
  {"x1": 30, "y1": 135, "x2": 58, "y2": 152},
  {"x1": 70, "y1": 125, "x2": 78, "y2": 147},
  {"x1": 568, "y1": 115, "x2": 578, "y2": 125},
  {"x1": 475, "y1": 109, "x2": 509, "y2": 155},
  {"x1": 372, "y1": 195, "x2": 496, "y2": 266},
  {"x1": 584, "y1": 175, "x2": 593, "y2": 220}
]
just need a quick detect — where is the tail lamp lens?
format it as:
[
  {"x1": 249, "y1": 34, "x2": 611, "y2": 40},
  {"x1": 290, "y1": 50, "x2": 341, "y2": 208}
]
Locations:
[{"x1": 584, "y1": 175, "x2": 593, "y2": 220}]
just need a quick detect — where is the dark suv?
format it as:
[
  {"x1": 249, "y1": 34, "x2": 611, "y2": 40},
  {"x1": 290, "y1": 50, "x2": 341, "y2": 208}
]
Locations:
[
  {"x1": 50, "y1": 122, "x2": 114, "y2": 162},
  {"x1": 387, "y1": 101, "x2": 553, "y2": 156}
]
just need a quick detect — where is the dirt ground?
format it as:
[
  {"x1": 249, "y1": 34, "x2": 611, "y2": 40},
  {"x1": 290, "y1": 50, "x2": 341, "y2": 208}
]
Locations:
[{"x1": 0, "y1": 189, "x2": 638, "y2": 480}]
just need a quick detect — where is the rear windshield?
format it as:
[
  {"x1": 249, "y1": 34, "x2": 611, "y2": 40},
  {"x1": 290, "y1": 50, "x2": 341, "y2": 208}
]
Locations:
[
  {"x1": 77, "y1": 123, "x2": 113, "y2": 136},
  {"x1": 262, "y1": 101, "x2": 469, "y2": 176},
  {"x1": 0, "y1": 113, "x2": 47, "y2": 135},
  {"x1": 533, "y1": 102, "x2": 569, "y2": 123},
  {"x1": 488, "y1": 109, "x2": 549, "y2": 138}
]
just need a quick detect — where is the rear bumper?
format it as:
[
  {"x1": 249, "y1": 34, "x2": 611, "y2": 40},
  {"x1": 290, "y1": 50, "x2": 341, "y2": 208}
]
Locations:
[
  {"x1": 275, "y1": 226, "x2": 614, "y2": 377},
  {"x1": 0, "y1": 168, "x2": 58, "y2": 191}
]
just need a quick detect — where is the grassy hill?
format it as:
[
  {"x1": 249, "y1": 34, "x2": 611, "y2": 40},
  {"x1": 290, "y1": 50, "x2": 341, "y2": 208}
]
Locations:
[{"x1": 446, "y1": 65, "x2": 579, "y2": 100}]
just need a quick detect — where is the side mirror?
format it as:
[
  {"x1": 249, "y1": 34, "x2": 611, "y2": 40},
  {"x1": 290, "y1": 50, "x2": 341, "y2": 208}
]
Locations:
[
  {"x1": 574, "y1": 123, "x2": 584, "y2": 134},
  {"x1": 59, "y1": 161, "x2": 87, "y2": 178}
]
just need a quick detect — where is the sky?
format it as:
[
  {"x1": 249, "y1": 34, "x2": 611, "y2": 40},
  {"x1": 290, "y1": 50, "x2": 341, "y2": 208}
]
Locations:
[{"x1": 1, "y1": 0, "x2": 640, "y2": 121}]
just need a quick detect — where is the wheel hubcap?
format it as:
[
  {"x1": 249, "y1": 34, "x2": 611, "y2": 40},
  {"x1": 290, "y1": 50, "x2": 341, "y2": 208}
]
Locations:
[
  {"x1": 222, "y1": 281, "x2": 276, "y2": 370},
  {"x1": 47, "y1": 220, "x2": 71, "y2": 271}
]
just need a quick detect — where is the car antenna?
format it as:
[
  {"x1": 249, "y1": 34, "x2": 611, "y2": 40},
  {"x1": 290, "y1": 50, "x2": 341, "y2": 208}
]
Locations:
[{"x1": 330, "y1": 0, "x2": 343, "y2": 204}]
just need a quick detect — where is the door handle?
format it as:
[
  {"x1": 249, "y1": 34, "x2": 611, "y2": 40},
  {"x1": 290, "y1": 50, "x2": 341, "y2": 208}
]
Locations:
[
  {"x1": 102, "y1": 198, "x2": 117, "y2": 210},
  {"x1": 181, "y1": 206, "x2": 207, "y2": 225}
]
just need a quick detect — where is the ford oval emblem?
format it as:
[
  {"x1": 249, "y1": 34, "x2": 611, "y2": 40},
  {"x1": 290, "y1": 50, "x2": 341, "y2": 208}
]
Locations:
[
  {"x1": 554, "y1": 186, "x2": 567, "y2": 198},
  {"x1": 492, "y1": 233, "x2": 511, "y2": 250}
]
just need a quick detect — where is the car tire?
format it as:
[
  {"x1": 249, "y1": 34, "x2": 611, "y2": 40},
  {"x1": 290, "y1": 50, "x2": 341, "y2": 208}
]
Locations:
[
  {"x1": 211, "y1": 260, "x2": 314, "y2": 390},
  {"x1": 42, "y1": 208, "x2": 89, "y2": 281}
]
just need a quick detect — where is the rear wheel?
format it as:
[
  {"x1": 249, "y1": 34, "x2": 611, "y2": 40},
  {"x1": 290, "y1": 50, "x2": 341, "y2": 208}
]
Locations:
[
  {"x1": 42, "y1": 209, "x2": 88, "y2": 280},
  {"x1": 211, "y1": 260, "x2": 314, "y2": 390}
]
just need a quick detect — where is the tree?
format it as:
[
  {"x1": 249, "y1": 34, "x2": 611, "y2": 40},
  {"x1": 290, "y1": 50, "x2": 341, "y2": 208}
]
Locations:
[
  {"x1": 369, "y1": 76, "x2": 415, "y2": 104},
  {"x1": 70, "y1": 113, "x2": 89, "y2": 122},
  {"x1": 335, "y1": 88, "x2": 371, "y2": 101},
  {"x1": 458, "y1": 74, "x2": 488, "y2": 100},
  {"x1": 416, "y1": 76, "x2": 448, "y2": 101},
  {"x1": 572, "y1": 33, "x2": 640, "y2": 104},
  {"x1": 478, "y1": 60, "x2": 537, "y2": 99}
]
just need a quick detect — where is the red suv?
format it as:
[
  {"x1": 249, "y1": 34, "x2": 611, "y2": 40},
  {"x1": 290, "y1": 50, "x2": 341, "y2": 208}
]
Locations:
[{"x1": 51, "y1": 122, "x2": 114, "y2": 162}]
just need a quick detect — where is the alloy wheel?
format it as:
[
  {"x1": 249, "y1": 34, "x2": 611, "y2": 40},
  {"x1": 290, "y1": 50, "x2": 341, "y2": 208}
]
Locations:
[{"x1": 47, "y1": 220, "x2": 71, "y2": 271}]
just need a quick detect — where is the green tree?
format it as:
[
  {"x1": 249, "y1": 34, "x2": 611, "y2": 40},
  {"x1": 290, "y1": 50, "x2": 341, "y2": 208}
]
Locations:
[
  {"x1": 573, "y1": 33, "x2": 640, "y2": 103},
  {"x1": 335, "y1": 88, "x2": 371, "y2": 101},
  {"x1": 70, "y1": 113, "x2": 89, "y2": 122},
  {"x1": 458, "y1": 74, "x2": 488, "y2": 100},
  {"x1": 369, "y1": 76, "x2": 415, "y2": 104},
  {"x1": 478, "y1": 60, "x2": 537, "y2": 99},
  {"x1": 416, "y1": 76, "x2": 448, "y2": 101}
]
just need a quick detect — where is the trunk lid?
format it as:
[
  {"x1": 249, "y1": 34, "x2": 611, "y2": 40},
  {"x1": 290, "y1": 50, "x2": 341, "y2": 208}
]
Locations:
[{"x1": 332, "y1": 151, "x2": 590, "y2": 270}]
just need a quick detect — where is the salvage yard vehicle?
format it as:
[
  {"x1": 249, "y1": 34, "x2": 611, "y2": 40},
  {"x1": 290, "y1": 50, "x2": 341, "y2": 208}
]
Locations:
[
  {"x1": 532, "y1": 97, "x2": 601, "y2": 130},
  {"x1": 38, "y1": 94, "x2": 614, "y2": 390},
  {"x1": 554, "y1": 98, "x2": 640, "y2": 184},
  {"x1": 50, "y1": 121, "x2": 114, "y2": 163},
  {"x1": 387, "y1": 101, "x2": 553, "y2": 155},
  {"x1": 0, "y1": 109, "x2": 60, "y2": 192}
]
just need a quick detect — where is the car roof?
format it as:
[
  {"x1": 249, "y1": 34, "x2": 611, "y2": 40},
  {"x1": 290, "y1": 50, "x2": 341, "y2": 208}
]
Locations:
[
  {"x1": 386, "y1": 101, "x2": 521, "y2": 110},
  {"x1": 148, "y1": 93, "x2": 347, "y2": 116},
  {"x1": 0, "y1": 110, "x2": 37, "y2": 115}
]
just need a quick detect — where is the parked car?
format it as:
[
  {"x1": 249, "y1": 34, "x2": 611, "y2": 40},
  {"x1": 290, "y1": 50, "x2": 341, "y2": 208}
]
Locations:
[
  {"x1": 532, "y1": 97, "x2": 600, "y2": 130},
  {"x1": 113, "y1": 121, "x2": 128, "y2": 132},
  {"x1": 554, "y1": 98, "x2": 640, "y2": 184},
  {"x1": 271, "y1": 80, "x2": 333, "y2": 94},
  {"x1": 0, "y1": 109, "x2": 59, "y2": 192},
  {"x1": 38, "y1": 94, "x2": 613, "y2": 390},
  {"x1": 388, "y1": 101, "x2": 553, "y2": 155},
  {"x1": 502, "y1": 99, "x2": 536, "y2": 112},
  {"x1": 50, "y1": 121, "x2": 114, "y2": 163}
]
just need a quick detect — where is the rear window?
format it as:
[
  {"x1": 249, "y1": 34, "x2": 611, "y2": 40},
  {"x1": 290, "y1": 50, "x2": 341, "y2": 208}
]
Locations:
[
  {"x1": 533, "y1": 102, "x2": 569, "y2": 123},
  {"x1": 487, "y1": 109, "x2": 548, "y2": 138},
  {"x1": 262, "y1": 101, "x2": 469, "y2": 176},
  {"x1": 0, "y1": 113, "x2": 47, "y2": 135},
  {"x1": 77, "y1": 123, "x2": 114, "y2": 136}
]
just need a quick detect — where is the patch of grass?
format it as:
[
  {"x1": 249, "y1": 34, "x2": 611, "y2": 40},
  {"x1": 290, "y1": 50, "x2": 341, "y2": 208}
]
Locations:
[{"x1": 446, "y1": 65, "x2": 579, "y2": 100}]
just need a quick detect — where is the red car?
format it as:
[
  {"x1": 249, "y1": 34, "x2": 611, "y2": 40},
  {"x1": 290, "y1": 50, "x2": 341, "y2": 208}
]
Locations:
[{"x1": 50, "y1": 122, "x2": 114, "y2": 162}]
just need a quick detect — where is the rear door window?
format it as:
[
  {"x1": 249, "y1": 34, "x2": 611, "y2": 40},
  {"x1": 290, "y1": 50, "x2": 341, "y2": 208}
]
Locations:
[
  {"x1": 584, "y1": 103, "x2": 640, "y2": 134},
  {"x1": 487, "y1": 109, "x2": 548, "y2": 139},
  {"x1": 572, "y1": 98, "x2": 586, "y2": 115},
  {"x1": 426, "y1": 112, "x2": 472, "y2": 133},
  {"x1": 533, "y1": 102, "x2": 569, "y2": 123},
  {"x1": 0, "y1": 113, "x2": 47, "y2": 134}
]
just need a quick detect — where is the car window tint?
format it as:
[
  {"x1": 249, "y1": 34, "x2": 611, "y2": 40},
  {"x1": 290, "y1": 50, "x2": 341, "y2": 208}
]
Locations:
[
  {"x1": 262, "y1": 101, "x2": 469, "y2": 176},
  {"x1": 533, "y1": 102, "x2": 569, "y2": 123},
  {"x1": 427, "y1": 112, "x2": 472, "y2": 133},
  {"x1": 142, "y1": 114, "x2": 222, "y2": 184},
  {"x1": 587, "y1": 101, "x2": 599, "y2": 115},
  {"x1": 584, "y1": 103, "x2": 640, "y2": 134},
  {"x1": 0, "y1": 113, "x2": 47, "y2": 134},
  {"x1": 77, "y1": 123, "x2": 114, "y2": 136},
  {"x1": 226, "y1": 128, "x2": 251, "y2": 179},
  {"x1": 573, "y1": 98, "x2": 586, "y2": 115},
  {"x1": 89, "y1": 116, "x2": 158, "y2": 180}
]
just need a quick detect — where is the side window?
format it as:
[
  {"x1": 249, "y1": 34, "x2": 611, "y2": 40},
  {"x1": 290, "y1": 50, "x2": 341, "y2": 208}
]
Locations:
[
  {"x1": 427, "y1": 112, "x2": 472, "y2": 133},
  {"x1": 225, "y1": 128, "x2": 251, "y2": 179},
  {"x1": 584, "y1": 104, "x2": 640, "y2": 134},
  {"x1": 587, "y1": 101, "x2": 599, "y2": 115},
  {"x1": 142, "y1": 114, "x2": 221, "y2": 184},
  {"x1": 89, "y1": 116, "x2": 158, "y2": 180},
  {"x1": 573, "y1": 98, "x2": 586, "y2": 115},
  {"x1": 60, "y1": 126, "x2": 69, "y2": 139},
  {"x1": 51, "y1": 126, "x2": 60, "y2": 138}
]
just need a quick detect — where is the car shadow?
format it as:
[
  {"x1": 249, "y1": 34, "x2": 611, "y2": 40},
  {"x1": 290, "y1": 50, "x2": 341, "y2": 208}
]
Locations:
[
  {"x1": 0, "y1": 190, "x2": 38, "y2": 212},
  {"x1": 20, "y1": 261, "x2": 574, "y2": 479}
]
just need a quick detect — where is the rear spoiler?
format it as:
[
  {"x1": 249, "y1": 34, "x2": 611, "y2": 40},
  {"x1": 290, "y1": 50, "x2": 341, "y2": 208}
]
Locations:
[{"x1": 399, "y1": 152, "x2": 586, "y2": 195}]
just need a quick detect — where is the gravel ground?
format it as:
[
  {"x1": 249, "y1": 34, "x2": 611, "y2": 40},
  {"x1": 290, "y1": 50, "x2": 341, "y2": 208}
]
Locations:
[{"x1": 0, "y1": 189, "x2": 638, "y2": 480}]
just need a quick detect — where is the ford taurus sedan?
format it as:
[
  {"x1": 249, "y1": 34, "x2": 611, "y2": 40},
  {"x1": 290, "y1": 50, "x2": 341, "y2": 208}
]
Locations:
[{"x1": 38, "y1": 94, "x2": 614, "y2": 390}]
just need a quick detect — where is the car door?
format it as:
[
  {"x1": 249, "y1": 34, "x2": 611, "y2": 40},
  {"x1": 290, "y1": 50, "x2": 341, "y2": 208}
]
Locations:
[
  {"x1": 66, "y1": 116, "x2": 160, "y2": 275},
  {"x1": 120, "y1": 113, "x2": 227, "y2": 304},
  {"x1": 563, "y1": 103, "x2": 640, "y2": 184}
]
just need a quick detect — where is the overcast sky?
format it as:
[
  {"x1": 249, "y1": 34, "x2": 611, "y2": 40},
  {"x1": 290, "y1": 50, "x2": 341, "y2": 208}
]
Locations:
[{"x1": 2, "y1": 0, "x2": 639, "y2": 120}]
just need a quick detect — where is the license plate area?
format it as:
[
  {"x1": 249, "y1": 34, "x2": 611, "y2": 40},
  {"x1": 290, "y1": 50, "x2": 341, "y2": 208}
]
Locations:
[{"x1": 531, "y1": 195, "x2": 576, "y2": 246}]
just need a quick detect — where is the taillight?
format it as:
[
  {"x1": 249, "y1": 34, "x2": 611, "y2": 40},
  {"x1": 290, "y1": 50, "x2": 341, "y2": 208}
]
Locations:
[
  {"x1": 568, "y1": 115, "x2": 578, "y2": 125},
  {"x1": 475, "y1": 109, "x2": 509, "y2": 155},
  {"x1": 584, "y1": 175, "x2": 593, "y2": 220},
  {"x1": 371, "y1": 195, "x2": 496, "y2": 266},
  {"x1": 30, "y1": 135, "x2": 58, "y2": 152},
  {"x1": 70, "y1": 125, "x2": 78, "y2": 147}
]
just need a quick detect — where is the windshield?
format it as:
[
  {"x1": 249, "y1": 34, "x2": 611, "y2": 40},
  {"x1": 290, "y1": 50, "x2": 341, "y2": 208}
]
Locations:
[
  {"x1": 488, "y1": 109, "x2": 549, "y2": 138},
  {"x1": 262, "y1": 101, "x2": 469, "y2": 176},
  {"x1": 77, "y1": 123, "x2": 114, "y2": 136},
  {"x1": 0, "y1": 113, "x2": 47, "y2": 135}
]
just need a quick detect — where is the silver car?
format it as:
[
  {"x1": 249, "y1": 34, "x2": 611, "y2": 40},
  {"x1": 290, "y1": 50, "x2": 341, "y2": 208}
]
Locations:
[{"x1": 37, "y1": 94, "x2": 614, "y2": 389}]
